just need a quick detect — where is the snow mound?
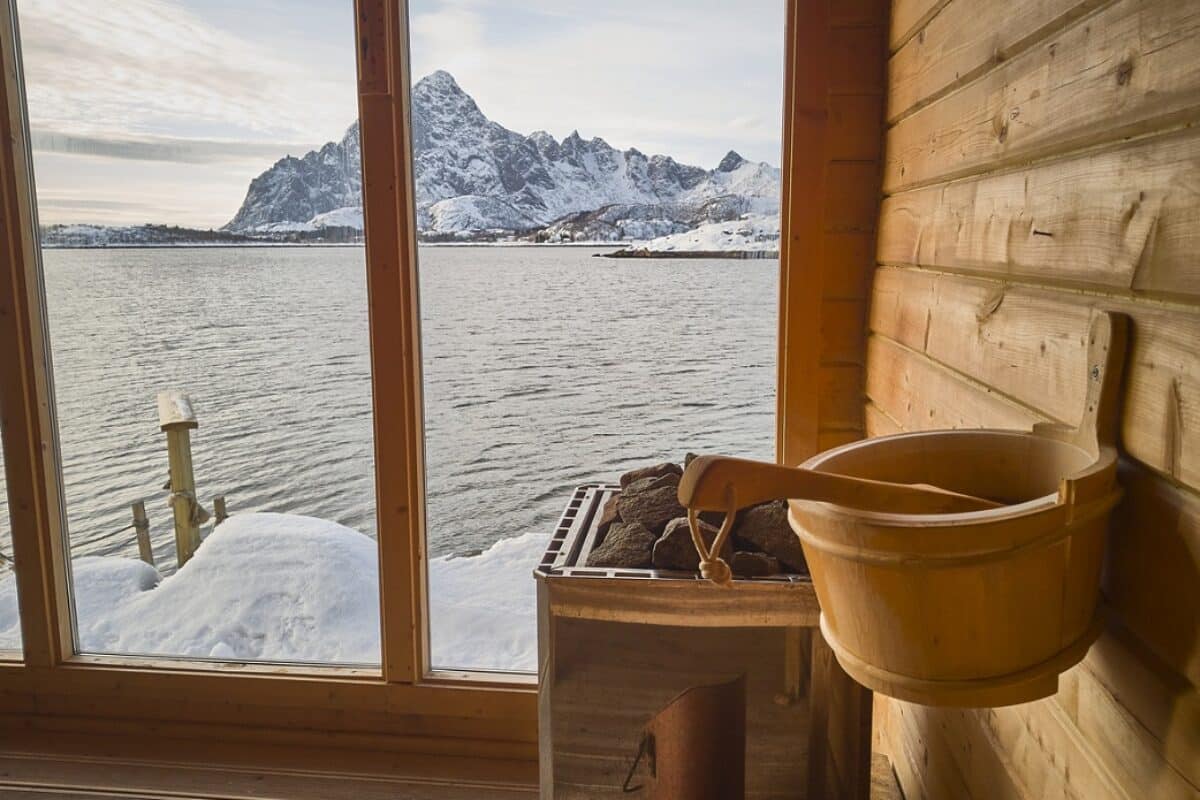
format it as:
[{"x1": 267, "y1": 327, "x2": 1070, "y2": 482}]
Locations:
[
  {"x1": 630, "y1": 212, "x2": 780, "y2": 253},
  {"x1": 0, "y1": 513, "x2": 541, "y2": 671},
  {"x1": 308, "y1": 206, "x2": 364, "y2": 230}
]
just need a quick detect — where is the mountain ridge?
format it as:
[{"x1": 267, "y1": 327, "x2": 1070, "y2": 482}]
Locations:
[{"x1": 224, "y1": 70, "x2": 780, "y2": 242}]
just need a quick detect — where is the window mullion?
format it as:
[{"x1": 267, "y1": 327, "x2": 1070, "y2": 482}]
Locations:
[{"x1": 356, "y1": 0, "x2": 426, "y2": 684}]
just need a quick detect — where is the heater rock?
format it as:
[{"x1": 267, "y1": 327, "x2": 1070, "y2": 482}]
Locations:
[
  {"x1": 653, "y1": 516, "x2": 732, "y2": 571},
  {"x1": 734, "y1": 500, "x2": 807, "y2": 573},
  {"x1": 617, "y1": 484, "x2": 685, "y2": 535},
  {"x1": 619, "y1": 461, "x2": 683, "y2": 488},
  {"x1": 586, "y1": 521, "x2": 656, "y2": 568},
  {"x1": 730, "y1": 551, "x2": 782, "y2": 577},
  {"x1": 595, "y1": 493, "x2": 622, "y2": 539},
  {"x1": 624, "y1": 472, "x2": 681, "y2": 495}
]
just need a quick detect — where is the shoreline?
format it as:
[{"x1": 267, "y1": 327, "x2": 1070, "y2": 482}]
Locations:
[{"x1": 597, "y1": 248, "x2": 778, "y2": 260}]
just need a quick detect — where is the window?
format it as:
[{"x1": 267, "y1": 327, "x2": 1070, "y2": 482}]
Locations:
[
  {"x1": 0, "y1": 0, "x2": 874, "y2": 764},
  {"x1": 406, "y1": 0, "x2": 786, "y2": 672},
  {"x1": 13, "y1": 0, "x2": 379, "y2": 665}
]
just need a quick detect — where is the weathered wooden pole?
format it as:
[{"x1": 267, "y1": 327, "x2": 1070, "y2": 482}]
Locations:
[
  {"x1": 213, "y1": 495, "x2": 228, "y2": 526},
  {"x1": 131, "y1": 500, "x2": 154, "y2": 566},
  {"x1": 157, "y1": 391, "x2": 201, "y2": 567}
]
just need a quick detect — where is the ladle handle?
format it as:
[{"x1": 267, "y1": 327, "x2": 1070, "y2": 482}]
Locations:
[{"x1": 678, "y1": 455, "x2": 1002, "y2": 515}]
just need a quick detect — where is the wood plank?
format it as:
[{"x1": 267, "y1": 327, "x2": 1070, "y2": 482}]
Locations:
[
  {"x1": 0, "y1": 753, "x2": 536, "y2": 800},
  {"x1": 887, "y1": 0, "x2": 1107, "y2": 122},
  {"x1": 830, "y1": 25, "x2": 888, "y2": 94},
  {"x1": 776, "y1": 0, "x2": 831, "y2": 466},
  {"x1": 826, "y1": 161, "x2": 882, "y2": 232},
  {"x1": 870, "y1": 752, "x2": 905, "y2": 800},
  {"x1": 808, "y1": 631, "x2": 873, "y2": 800},
  {"x1": 830, "y1": 94, "x2": 885, "y2": 161},
  {"x1": 543, "y1": 576, "x2": 820, "y2": 629},
  {"x1": 864, "y1": 401, "x2": 903, "y2": 437},
  {"x1": 884, "y1": 0, "x2": 1200, "y2": 193},
  {"x1": 884, "y1": 699, "x2": 985, "y2": 800},
  {"x1": 823, "y1": 232, "x2": 876, "y2": 301},
  {"x1": 831, "y1": 0, "x2": 891, "y2": 29},
  {"x1": 877, "y1": 128, "x2": 1200, "y2": 299},
  {"x1": 1106, "y1": 466, "x2": 1200, "y2": 689},
  {"x1": 865, "y1": 334, "x2": 1044, "y2": 431},
  {"x1": 979, "y1": 700, "x2": 1130, "y2": 800},
  {"x1": 869, "y1": 267, "x2": 1200, "y2": 492},
  {"x1": 870, "y1": 267, "x2": 1091, "y2": 425},
  {"x1": 889, "y1": 0, "x2": 952, "y2": 52},
  {"x1": 1057, "y1": 657, "x2": 1199, "y2": 799},
  {"x1": 822, "y1": 298, "x2": 869, "y2": 364},
  {"x1": 819, "y1": 365, "x2": 866, "y2": 431},
  {"x1": 1078, "y1": 629, "x2": 1200, "y2": 790}
]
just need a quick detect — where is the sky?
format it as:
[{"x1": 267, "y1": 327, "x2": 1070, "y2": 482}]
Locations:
[{"x1": 17, "y1": 0, "x2": 785, "y2": 229}]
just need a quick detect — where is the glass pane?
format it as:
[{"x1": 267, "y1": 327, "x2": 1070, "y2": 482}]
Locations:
[
  {"x1": 16, "y1": 0, "x2": 379, "y2": 665},
  {"x1": 410, "y1": 1, "x2": 786, "y2": 671},
  {"x1": 0, "y1": 422, "x2": 21, "y2": 654}
]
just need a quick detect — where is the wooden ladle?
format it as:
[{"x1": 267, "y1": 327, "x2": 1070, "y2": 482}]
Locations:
[{"x1": 678, "y1": 455, "x2": 1003, "y2": 516}]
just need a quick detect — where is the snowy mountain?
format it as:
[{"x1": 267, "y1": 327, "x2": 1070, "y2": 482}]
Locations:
[{"x1": 225, "y1": 70, "x2": 779, "y2": 242}]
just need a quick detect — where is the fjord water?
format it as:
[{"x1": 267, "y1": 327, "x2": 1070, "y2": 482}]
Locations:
[{"x1": 8, "y1": 245, "x2": 776, "y2": 663}]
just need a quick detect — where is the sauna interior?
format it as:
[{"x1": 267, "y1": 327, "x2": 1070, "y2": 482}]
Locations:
[{"x1": 0, "y1": 0, "x2": 1197, "y2": 798}]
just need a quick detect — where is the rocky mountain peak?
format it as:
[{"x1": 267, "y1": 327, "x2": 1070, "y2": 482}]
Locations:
[{"x1": 717, "y1": 150, "x2": 748, "y2": 172}]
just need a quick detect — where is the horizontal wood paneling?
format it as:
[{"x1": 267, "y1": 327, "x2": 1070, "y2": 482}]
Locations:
[
  {"x1": 885, "y1": 0, "x2": 1200, "y2": 193},
  {"x1": 889, "y1": 0, "x2": 951, "y2": 51},
  {"x1": 870, "y1": 266, "x2": 1200, "y2": 492},
  {"x1": 876, "y1": 0, "x2": 1200, "y2": 796},
  {"x1": 878, "y1": 128, "x2": 1200, "y2": 299},
  {"x1": 1105, "y1": 465, "x2": 1200, "y2": 689},
  {"x1": 865, "y1": 334, "x2": 1044, "y2": 430},
  {"x1": 888, "y1": 0, "x2": 1108, "y2": 122}
]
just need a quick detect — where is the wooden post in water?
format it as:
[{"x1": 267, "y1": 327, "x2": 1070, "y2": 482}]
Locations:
[
  {"x1": 131, "y1": 500, "x2": 154, "y2": 566},
  {"x1": 213, "y1": 495, "x2": 227, "y2": 526},
  {"x1": 157, "y1": 391, "x2": 201, "y2": 567}
]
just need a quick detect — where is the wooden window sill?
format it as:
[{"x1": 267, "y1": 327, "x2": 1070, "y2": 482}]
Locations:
[{"x1": 0, "y1": 730, "x2": 537, "y2": 799}]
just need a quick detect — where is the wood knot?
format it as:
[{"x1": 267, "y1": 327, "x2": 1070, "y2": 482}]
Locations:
[
  {"x1": 976, "y1": 288, "x2": 1005, "y2": 323},
  {"x1": 995, "y1": 118, "x2": 1010, "y2": 143},
  {"x1": 1117, "y1": 58, "x2": 1134, "y2": 86}
]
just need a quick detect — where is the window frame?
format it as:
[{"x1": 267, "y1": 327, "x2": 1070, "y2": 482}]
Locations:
[{"x1": 0, "y1": 0, "x2": 882, "y2": 763}]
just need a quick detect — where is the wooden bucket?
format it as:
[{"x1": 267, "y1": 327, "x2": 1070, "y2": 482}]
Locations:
[{"x1": 787, "y1": 313, "x2": 1127, "y2": 706}]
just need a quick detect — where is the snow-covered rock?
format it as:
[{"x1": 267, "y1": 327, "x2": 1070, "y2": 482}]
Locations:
[
  {"x1": 0, "y1": 512, "x2": 541, "y2": 671},
  {"x1": 224, "y1": 70, "x2": 780, "y2": 241},
  {"x1": 625, "y1": 212, "x2": 781, "y2": 253}
]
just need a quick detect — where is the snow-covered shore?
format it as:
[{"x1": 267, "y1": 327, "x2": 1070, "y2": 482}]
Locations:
[
  {"x1": 0, "y1": 513, "x2": 542, "y2": 671},
  {"x1": 610, "y1": 213, "x2": 780, "y2": 256}
]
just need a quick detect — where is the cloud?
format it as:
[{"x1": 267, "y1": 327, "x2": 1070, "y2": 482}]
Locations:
[
  {"x1": 406, "y1": 0, "x2": 785, "y2": 166},
  {"x1": 17, "y1": 0, "x2": 358, "y2": 143},
  {"x1": 30, "y1": 130, "x2": 319, "y2": 165}
]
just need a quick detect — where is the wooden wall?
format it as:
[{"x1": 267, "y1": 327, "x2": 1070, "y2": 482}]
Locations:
[{"x1": 870, "y1": 0, "x2": 1200, "y2": 797}]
